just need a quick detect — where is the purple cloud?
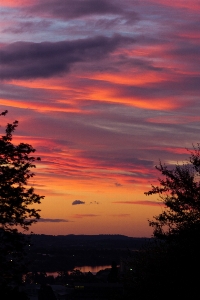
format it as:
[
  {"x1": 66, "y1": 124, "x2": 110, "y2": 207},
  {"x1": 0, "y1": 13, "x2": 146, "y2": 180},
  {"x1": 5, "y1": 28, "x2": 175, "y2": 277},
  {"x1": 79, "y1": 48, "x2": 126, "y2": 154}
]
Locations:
[
  {"x1": 28, "y1": 0, "x2": 122, "y2": 19},
  {"x1": 72, "y1": 214, "x2": 100, "y2": 218},
  {"x1": 37, "y1": 218, "x2": 69, "y2": 222},
  {"x1": 0, "y1": 35, "x2": 135, "y2": 80}
]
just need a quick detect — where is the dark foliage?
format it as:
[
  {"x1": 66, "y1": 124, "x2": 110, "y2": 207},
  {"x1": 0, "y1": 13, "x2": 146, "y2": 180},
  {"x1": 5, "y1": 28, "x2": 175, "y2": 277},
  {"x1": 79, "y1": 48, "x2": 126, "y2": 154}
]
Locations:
[
  {"x1": 0, "y1": 110, "x2": 44, "y2": 289},
  {"x1": 123, "y1": 146, "x2": 200, "y2": 299},
  {"x1": 145, "y1": 145, "x2": 200, "y2": 239}
]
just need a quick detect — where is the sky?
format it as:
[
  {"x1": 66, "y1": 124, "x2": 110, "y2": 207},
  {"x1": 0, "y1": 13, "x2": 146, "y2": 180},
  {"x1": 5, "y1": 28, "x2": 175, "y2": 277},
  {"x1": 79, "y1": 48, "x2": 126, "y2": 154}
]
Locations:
[{"x1": 0, "y1": 0, "x2": 200, "y2": 237}]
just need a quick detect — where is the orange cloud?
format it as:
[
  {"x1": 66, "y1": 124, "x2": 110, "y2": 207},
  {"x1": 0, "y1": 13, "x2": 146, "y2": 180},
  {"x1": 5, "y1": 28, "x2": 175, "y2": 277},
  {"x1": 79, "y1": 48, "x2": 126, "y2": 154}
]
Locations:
[
  {"x1": 9, "y1": 79, "x2": 74, "y2": 92},
  {"x1": 88, "y1": 89, "x2": 178, "y2": 110},
  {"x1": 0, "y1": 0, "x2": 30, "y2": 7},
  {"x1": 0, "y1": 98, "x2": 82, "y2": 113},
  {"x1": 83, "y1": 71, "x2": 167, "y2": 86}
]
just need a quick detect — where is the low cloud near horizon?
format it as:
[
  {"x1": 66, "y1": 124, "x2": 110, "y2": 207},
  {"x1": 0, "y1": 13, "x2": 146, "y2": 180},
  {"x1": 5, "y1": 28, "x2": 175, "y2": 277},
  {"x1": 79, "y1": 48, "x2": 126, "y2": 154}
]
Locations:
[
  {"x1": 109, "y1": 214, "x2": 130, "y2": 217},
  {"x1": 72, "y1": 200, "x2": 85, "y2": 205},
  {"x1": 113, "y1": 201, "x2": 165, "y2": 207},
  {"x1": 37, "y1": 218, "x2": 70, "y2": 222},
  {"x1": 71, "y1": 214, "x2": 100, "y2": 219}
]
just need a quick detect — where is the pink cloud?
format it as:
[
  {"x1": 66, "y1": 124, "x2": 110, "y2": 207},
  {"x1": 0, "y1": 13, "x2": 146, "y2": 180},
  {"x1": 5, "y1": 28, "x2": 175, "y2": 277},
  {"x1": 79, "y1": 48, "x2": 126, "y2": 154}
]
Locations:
[
  {"x1": 109, "y1": 214, "x2": 130, "y2": 217},
  {"x1": 113, "y1": 201, "x2": 164, "y2": 207},
  {"x1": 71, "y1": 214, "x2": 100, "y2": 219}
]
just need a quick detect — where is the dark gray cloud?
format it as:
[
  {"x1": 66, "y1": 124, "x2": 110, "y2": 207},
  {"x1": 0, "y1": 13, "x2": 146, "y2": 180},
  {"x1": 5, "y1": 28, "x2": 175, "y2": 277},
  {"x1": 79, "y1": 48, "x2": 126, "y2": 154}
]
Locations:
[
  {"x1": 2, "y1": 20, "x2": 52, "y2": 34},
  {"x1": 0, "y1": 35, "x2": 134, "y2": 80},
  {"x1": 169, "y1": 43, "x2": 200, "y2": 59},
  {"x1": 149, "y1": 76, "x2": 200, "y2": 96},
  {"x1": 72, "y1": 200, "x2": 85, "y2": 205},
  {"x1": 37, "y1": 218, "x2": 69, "y2": 222},
  {"x1": 24, "y1": 0, "x2": 139, "y2": 23},
  {"x1": 82, "y1": 149, "x2": 154, "y2": 169},
  {"x1": 28, "y1": 0, "x2": 137, "y2": 21}
]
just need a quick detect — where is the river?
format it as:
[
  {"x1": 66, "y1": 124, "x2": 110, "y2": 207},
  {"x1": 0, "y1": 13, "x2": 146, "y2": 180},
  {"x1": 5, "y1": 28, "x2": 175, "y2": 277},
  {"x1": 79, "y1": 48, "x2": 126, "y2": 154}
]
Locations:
[{"x1": 46, "y1": 265, "x2": 112, "y2": 277}]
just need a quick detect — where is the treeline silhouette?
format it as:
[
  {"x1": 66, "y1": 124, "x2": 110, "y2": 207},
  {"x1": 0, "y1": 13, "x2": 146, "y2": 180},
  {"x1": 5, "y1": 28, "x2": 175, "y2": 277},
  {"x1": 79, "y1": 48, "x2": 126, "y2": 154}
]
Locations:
[
  {"x1": 0, "y1": 111, "x2": 44, "y2": 297},
  {"x1": 27, "y1": 234, "x2": 147, "y2": 272}
]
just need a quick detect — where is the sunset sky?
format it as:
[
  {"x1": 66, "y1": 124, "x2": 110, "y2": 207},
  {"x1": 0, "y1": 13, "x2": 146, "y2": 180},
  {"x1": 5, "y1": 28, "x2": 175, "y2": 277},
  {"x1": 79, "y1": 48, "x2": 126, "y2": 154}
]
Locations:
[{"x1": 0, "y1": 0, "x2": 200, "y2": 237}]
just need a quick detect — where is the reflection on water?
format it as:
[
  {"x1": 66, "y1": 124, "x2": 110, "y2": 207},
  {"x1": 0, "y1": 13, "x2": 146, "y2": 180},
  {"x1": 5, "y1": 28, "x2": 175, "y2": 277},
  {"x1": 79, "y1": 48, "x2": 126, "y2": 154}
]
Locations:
[
  {"x1": 74, "y1": 265, "x2": 111, "y2": 274},
  {"x1": 46, "y1": 265, "x2": 111, "y2": 277}
]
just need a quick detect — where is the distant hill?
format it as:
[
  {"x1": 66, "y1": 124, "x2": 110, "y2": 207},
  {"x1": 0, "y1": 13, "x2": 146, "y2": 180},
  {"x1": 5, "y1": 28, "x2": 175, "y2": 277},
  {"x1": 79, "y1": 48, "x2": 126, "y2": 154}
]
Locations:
[
  {"x1": 29, "y1": 234, "x2": 150, "y2": 249},
  {"x1": 26, "y1": 234, "x2": 151, "y2": 272}
]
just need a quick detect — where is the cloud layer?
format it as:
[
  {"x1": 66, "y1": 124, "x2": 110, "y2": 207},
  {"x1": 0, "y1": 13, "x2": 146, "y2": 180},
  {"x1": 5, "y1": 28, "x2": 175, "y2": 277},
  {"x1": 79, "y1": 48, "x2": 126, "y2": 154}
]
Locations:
[{"x1": 1, "y1": 0, "x2": 200, "y2": 237}]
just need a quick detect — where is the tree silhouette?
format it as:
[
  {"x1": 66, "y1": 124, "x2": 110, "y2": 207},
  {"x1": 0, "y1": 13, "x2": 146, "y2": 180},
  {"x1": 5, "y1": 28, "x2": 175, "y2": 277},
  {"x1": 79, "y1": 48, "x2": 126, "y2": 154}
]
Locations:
[
  {"x1": 145, "y1": 145, "x2": 200, "y2": 239},
  {"x1": 123, "y1": 146, "x2": 200, "y2": 300},
  {"x1": 126, "y1": 145, "x2": 200, "y2": 299},
  {"x1": 0, "y1": 110, "x2": 44, "y2": 290}
]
